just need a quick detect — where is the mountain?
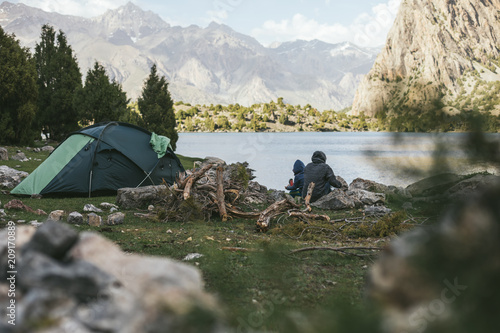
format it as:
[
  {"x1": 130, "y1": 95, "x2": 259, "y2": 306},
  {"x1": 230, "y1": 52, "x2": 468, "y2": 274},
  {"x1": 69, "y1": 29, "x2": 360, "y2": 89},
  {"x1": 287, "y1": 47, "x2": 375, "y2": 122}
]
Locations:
[
  {"x1": 0, "y1": 1, "x2": 379, "y2": 110},
  {"x1": 351, "y1": 0, "x2": 500, "y2": 117}
]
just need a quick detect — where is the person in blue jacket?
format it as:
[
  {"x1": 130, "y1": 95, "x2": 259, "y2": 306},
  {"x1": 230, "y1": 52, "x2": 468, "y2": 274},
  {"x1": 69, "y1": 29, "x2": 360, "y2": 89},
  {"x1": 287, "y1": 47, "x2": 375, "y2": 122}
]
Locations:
[{"x1": 285, "y1": 159, "x2": 305, "y2": 198}]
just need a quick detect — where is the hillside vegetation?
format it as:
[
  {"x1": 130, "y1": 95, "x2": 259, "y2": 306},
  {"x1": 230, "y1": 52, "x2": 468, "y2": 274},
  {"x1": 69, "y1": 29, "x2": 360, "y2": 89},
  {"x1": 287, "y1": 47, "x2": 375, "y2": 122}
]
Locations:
[
  {"x1": 171, "y1": 98, "x2": 500, "y2": 133},
  {"x1": 171, "y1": 98, "x2": 369, "y2": 133}
]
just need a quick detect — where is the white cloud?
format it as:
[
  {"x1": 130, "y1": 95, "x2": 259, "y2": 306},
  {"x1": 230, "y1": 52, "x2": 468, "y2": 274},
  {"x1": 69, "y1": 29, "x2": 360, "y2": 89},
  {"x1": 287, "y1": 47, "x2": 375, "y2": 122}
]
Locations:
[
  {"x1": 206, "y1": 0, "x2": 244, "y2": 24},
  {"x1": 251, "y1": 0, "x2": 401, "y2": 47},
  {"x1": 19, "y1": 0, "x2": 129, "y2": 17}
]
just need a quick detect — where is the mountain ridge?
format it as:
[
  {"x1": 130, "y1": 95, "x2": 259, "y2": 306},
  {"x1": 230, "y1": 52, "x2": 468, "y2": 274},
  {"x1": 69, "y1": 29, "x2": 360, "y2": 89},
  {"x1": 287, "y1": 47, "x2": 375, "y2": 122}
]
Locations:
[
  {"x1": 351, "y1": 0, "x2": 500, "y2": 117},
  {"x1": 0, "y1": 1, "x2": 380, "y2": 110}
]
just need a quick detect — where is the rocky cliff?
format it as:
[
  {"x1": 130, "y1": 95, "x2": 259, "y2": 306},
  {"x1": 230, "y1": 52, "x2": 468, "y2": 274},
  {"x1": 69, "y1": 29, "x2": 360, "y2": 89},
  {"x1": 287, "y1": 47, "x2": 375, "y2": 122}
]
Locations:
[
  {"x1": 351, "y1": 0, "x2": 500, "y2": 117},
  {"x1": 0, "y1": 1, "x2": 379, "y2": 110}
]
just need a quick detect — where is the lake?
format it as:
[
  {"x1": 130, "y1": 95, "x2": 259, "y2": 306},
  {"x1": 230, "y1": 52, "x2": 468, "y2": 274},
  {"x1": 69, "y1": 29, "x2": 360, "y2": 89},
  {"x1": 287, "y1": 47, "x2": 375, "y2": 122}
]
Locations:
[{"x1": 176, "y1": 132, "x2": 498, "y2": 191}]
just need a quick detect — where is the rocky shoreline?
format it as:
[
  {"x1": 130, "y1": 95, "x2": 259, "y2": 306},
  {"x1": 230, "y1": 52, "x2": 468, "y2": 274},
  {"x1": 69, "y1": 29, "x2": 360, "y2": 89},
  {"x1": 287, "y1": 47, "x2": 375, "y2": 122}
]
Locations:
[{"x1": 1, "y1": 155, "x2": 500, "y2": 332}]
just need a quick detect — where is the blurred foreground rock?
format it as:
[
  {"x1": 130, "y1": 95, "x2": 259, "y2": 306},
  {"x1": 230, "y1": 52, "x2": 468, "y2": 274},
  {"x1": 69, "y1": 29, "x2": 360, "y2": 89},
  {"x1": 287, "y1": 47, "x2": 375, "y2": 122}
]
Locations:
[
  {"x1": 0, "y1": 147, "x2": 8, "y2": 161},
  {"x1": 0, "y1": 221, "x2": 225, "y2": 332},
  {"x1": 368, "y1": 183, "x2": 500, "y2": 333}
]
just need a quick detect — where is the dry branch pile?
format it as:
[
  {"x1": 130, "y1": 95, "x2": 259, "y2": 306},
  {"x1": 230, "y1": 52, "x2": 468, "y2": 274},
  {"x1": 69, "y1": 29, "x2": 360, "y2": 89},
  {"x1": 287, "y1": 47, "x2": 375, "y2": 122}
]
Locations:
[{"x1": 152, "y1": 161, "x2": 327, "y2": 231}]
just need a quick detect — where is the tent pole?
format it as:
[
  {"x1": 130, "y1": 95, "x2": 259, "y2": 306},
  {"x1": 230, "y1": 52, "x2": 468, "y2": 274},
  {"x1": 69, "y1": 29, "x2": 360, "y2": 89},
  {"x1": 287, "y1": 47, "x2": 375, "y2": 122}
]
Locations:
[
  {"x1": 136, "y1": 159, "x2": 160, "y2": 188},
  {"x1": 89, "y1": 170, "x2": 93, "y2": 198}
]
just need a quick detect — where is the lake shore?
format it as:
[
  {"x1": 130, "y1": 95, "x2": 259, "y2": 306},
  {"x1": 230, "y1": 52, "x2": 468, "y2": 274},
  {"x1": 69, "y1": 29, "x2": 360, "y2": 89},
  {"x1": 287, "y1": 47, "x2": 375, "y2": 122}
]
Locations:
[{"x1": 176, "y1": 132, "x2": 499, "y2": 191}]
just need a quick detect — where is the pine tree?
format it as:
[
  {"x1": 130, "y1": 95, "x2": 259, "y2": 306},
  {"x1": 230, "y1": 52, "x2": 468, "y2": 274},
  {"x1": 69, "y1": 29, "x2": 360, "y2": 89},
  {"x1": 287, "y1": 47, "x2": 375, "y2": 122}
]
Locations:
[
  {"x1": 0, "y1": 26, "x2": 38, "y2": 144},
  {"x1": 76, "y1": 61, "x2": 129, "y2": 125},
  {"x1": 138, "y1": 64, "x2": 178, "y2": 150},
  {"x1": 34, "y1": 25, "x2": 82, "y2": 140}
]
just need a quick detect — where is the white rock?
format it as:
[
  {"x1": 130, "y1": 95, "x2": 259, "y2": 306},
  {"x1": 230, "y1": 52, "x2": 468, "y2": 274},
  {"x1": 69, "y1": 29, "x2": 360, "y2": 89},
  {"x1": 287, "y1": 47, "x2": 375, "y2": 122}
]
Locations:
[
  {"x1": 106, "y1": 212, "x2": 125, "y2": 225},
  {"x1": 67, "y1": 211, "x2": 84, "y2": 225},
  {"x1": 183, "y1": 253, "x2": 204, "y2": 261},
  {"x1": 84, "y1": 204, "x2": 103, "y2": 213},
  {"x1": 100, "y1": 202, "x2": 119, "y2": 210}
]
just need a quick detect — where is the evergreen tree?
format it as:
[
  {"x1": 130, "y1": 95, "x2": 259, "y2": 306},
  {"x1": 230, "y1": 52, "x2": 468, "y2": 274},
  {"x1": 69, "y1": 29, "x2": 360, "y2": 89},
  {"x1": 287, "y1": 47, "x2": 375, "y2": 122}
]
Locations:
[
  {"x1": 0, "y1": 27, "x2": 38, "y2": 144},
  {"x1": 120, "y1": 102, "x2": 144, "y2": 127},
  {"x1": 34, "y1": 25, "x2": 82, "y2": 140},
  {"x1": 76, "y1": 61, "x2": 129, "y2": 125},
  {"x1": 138, "y1": 64, "x2": 178, "y2": 150}
]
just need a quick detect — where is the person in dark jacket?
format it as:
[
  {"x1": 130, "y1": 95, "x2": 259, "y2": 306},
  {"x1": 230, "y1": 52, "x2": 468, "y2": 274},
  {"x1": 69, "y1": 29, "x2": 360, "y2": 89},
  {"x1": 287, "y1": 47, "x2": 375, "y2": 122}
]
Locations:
[
  {"x1": 285, "y1": 159, "x2": 305, "y2": 198},
  {"x1": 302, "y1": 151, "x2": 341, "y2": 202}
]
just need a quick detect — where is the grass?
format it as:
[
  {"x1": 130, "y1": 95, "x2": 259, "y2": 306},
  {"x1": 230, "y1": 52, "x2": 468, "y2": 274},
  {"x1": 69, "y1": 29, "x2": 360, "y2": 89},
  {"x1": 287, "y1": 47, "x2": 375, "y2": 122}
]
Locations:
[{"x1": 0, "y1": 144, "x2": 439, "y2": 331}]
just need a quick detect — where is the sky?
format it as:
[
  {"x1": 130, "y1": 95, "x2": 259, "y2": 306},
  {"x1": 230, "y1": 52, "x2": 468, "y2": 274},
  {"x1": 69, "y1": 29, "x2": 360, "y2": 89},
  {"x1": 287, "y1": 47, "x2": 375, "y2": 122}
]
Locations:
[{"x1": 9, "y1": 0, "x2": 402, "y2": 47}]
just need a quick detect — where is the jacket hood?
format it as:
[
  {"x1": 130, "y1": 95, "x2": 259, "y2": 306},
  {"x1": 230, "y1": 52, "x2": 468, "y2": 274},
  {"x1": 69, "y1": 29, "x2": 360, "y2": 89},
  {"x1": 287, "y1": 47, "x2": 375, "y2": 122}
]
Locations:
[
  {"x1": 293, "y1": 160, "x2": 305, "y2": 174},
  {"x1": 311, "y1": 151, "x2": 326, "y2": 164}
]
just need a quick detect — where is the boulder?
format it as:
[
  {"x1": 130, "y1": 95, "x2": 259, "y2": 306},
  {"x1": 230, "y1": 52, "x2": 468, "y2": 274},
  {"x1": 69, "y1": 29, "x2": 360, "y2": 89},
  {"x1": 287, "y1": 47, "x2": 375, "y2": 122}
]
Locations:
[
  {"x1": 21, "y1": 220, "x2": 78, "y2": 260},
  {"x1": 106, "y1": 212, "x2": 125, "y2": 226},
  {"x1": 445, "y1": 174, "x2": 500, "y2": 201},
  {"x1": 367, "y1": 184, "x2": 500, "y2": 333},
  {"x1": 384, "y1": 185, "x2": 412, "y2": 199},
  {"x1": 406, "y1": 173, "x2": 461, "y2": 197},
  {"x1": 268, "y1": 190, "x2": 286, "y2": 202},
  {"x1": 0, "y1": 225, "x2": 37, "y2": 279},
  {"x1": 312, "y1": 189, "x2": 361, "y2": 210},
  {"x1": 11, "y1": 152, "x2": 28, "y2": 162},
  {"x1": 203, "y1": 156, "x2": 226, "y2": 166},
  {"x1": 347, "y1": 189, "x2": 386, "y2": 205},
  {"x1": 68, "y1": 231, "x2": 208, "y2": 297},
  {"x1": 67, "y1": 229, "x2": 223, "y2": 332},
  {"x1": 336, "y1": 175, "x2": 349, "y2": 191},
  {"x1": 48, "y1": 210, "x2": 65, "y2": 222},
  {"x1": 18, "y1": 251, "x2": 115, "y2": 301},
  {"x1": 0, "y1": 165, "x2": 29, "y2": 189},
  {"x1": 3, "y1": 199, "x2": 46, "y2": 215},
  {"x1": 83, "y1": 204, "x2": 103, "y2": 213},
  {"x1": 100, "y1": 202, "x2": 119, "y2": 210},
  {"x1": 364, "y1": 205, "x2": 392, "y2": 216},
  {"x1": 0, "y1": 147, "x2": 8, "y2": 161},
  {"x1": 348, "y1": 177, "x2": 387, "y2": 192},
  {"x1": 67, "y1": 212, "x2": 84, "y2": 225},
  {"x1": 116, "y1": 185, "x2": 167, "y2": 209},
  {"x1": 247, "y1": 180, "x2": 268, "y2": 194},
  {"x1": 402, "y1": 202, "x2": 414, "y2": 210},
  {"x1": 87, "y1": 213, "x2": 102, "y2": 227},
  {"x1": 41, "y1": 145, "x2": 55, "y2": 153}
]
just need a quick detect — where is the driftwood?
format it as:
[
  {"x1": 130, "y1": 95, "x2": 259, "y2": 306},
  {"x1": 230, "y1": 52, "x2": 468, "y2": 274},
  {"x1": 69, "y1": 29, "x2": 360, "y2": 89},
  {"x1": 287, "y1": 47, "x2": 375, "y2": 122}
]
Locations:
[
  {"x1": 225, "y1": 203, "x2": 261, "y2": 219},
  {"x1": 288, "y1": 210, "x2": 330, "y2": 222},
  {"x1": 221, "y1": 247, "x2": 263, "y2": 252},
  {"x1": 183, "y1": 178, "x2": 195, "y2": 200},
  {"x1": 180, "y1": 163, "x2": 213, "y2": 199},
  {"x1": 256, "y1": 196, "x2": 300, "y2": 231},
  {"x1": 224, "y1": 189, "x2": 240, "y2": 204},
  {"x1": 216, "y1": 165, "x2": 228, "y2": 221},
  {"x1": 289, "y1": 246, "x2": 383, "y2": 257},
  {"x1": 134, "y1": 212, "x2": 155, "y2": 218},
  {"x1": 158, "y1": 162, "x2": 332, "y2": 229},
  {"x1": 303, "y1": 182, "x2": 315, "y2": 212}
]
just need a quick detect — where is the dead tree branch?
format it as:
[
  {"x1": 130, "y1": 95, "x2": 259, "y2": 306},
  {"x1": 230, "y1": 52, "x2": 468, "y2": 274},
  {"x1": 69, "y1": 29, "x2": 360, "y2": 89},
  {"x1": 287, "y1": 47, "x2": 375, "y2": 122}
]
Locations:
[
  {"x1": 303, "y1": 182, "x2": 315, "y2": 212},
  {"x1": 216, "y1": 165, "x2": 228, "y2": 221},
  {"x1": 288, "y1": 210, "x2": 331, "y2": 222},
  {"x1": 289, "y1": 246, "x2": 383, "y2": 257},
  {"x1": 256, "y1": 196, "x2": 300, "y2": 231}
]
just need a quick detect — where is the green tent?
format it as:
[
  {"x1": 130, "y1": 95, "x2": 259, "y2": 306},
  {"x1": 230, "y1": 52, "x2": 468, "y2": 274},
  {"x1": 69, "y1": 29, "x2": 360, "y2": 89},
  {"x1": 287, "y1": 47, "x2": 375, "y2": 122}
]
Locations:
[{"x1": 11, "y1": 122, "x2": 185, "y2": 196}]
